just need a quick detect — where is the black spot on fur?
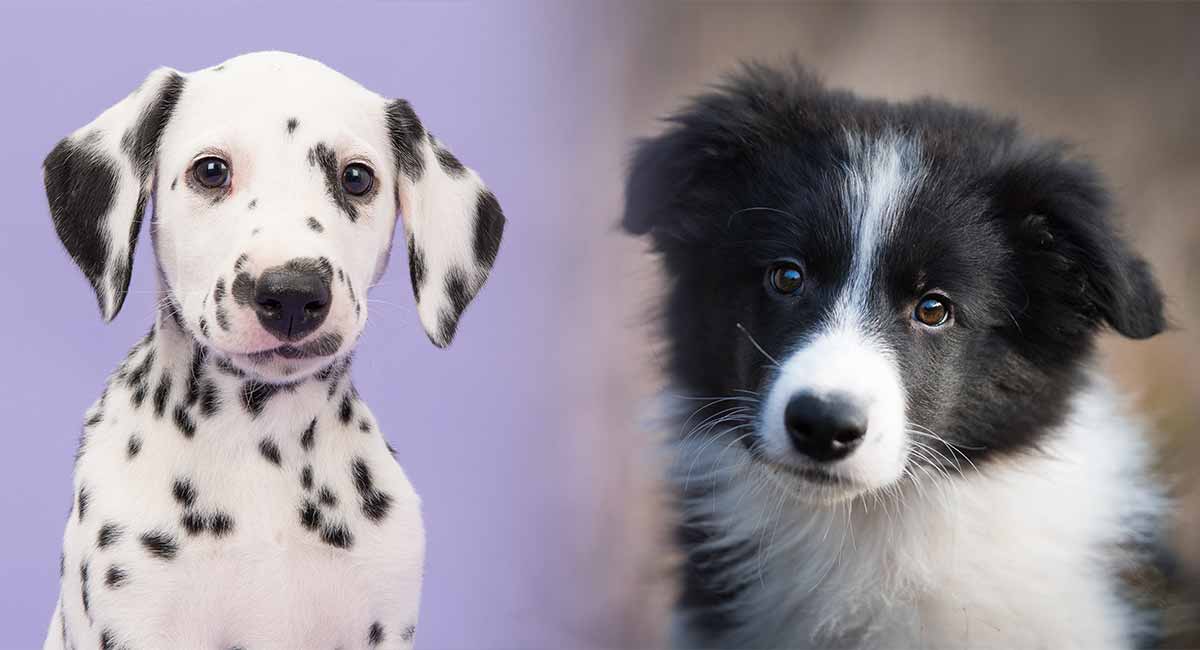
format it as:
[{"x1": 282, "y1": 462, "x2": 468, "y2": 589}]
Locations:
[
  {"x1": 247, "y1": 199, "x2": 257, "y2": 210},
  {"x1": 105, "y1": 565, "x2": 126, "y2": 589},
  {"x1": 287, "y1": 117, "x2": 299, "y2": 134},
  {"x1": 299, "y1": 501, "x2": 322, "y2": 530},
  {"x1": 200, "y1": 380, "x2": 220, "y2": 417},
  {"x1": 152, "y1": 373, "x2": 172, "y2": 418},
  {"x1": 301, "y1": 465, "x2": 314, "y2": 490},
  {"x1": 84, "y1": 414, "x2": 103, "y2": 432},
  {"x1": 435, "y1": 267, "x2": 473, "y2": 346},
  {"x1": 77, "y1": 485, "x2": 89, "y2": 522},
  {"x1": 126, "y1": 434, "x2": 142, "y2": 459},
  {"x1": 301, "y1": 418, "x2": 317, "y2": 451},
  {"x1": 198, "y1": 315, "x2": 209, "y2": 337},
  {"x1": 318, "y1": 486, "x2": 338, "y2": 507},
  {"x1": 407, "y1": 238, "x2": 426, "y2": 303},
  {"x1": 241, "y1": 381, "x2": 280, "y2": 417},
  {"x1": 306, "y1": 216, "x2": 324, "y2": 233},
  {"x1": 214, "y1": 277, "x2": 227, "y2": 303},
  {"x1": 259, "y1": 438, "x2": 282, "y2": 466},
  {"x1": 386, "y1": 99, "x2": 426, "y2": 182},
  {"x1": 369, "y1": 622, "x2": 386, "y2": 646},
  {"x1": 431, "y1": 136, "x2": 466, "y2": 178},
  {"x1": 172, "y1": 478, "x2": 197, "y2": 508},
  {"x1": 140, "y1": 530, "x2": 178, "y2": 560},
  {"x1": 98, "y1": 522, "x2": 123, "y2": 548},
  {"x1": 339, "y1": 392, "x2": 354, "y2": 424},
  {"x1": 209, "y1": 511, "x2": 234, "y2": 537},
  {"x1": 401, "y1": 624, "x2": 416, "y2": 642},
  {"x1": 473, "y1": 190, "x2": 505, "y2": 270},
  {"x1": 215, "y1": 355, "x2": 244, "y2": 377},
  {"x1": 320, "y1": 523, "x2": 353, "y2": 549},
  {"x1": 173, "y1": 405, "x2": 196, "y2": 438},
  {"x1": 181, "y1": 511, "x2": 207, "y2": 536},
  {"x1": 231, "y1": 271, "x2": 255, "y2": 306},
  {"x1": 358, "y1": 419, "x2": 371, "y2": 433},
  {"x1": 100, "y1": 627, "x2": 127, "y2": 650},
  {"x1": 351, "y1": 457, "x2": 393, "y2": 522},
  {"x1": 308, "y1": 142, "x2": 359, "y2": 221},
  {"x1": 80, "y1": 560, "x2": 91, "y2": 618},
  {"x1": 131, "y1": 384, "x2": 148, "y2": 408},
  {"x1": 216, "y1": 303, "x2": 231, "y2": 331},
  {"x1": 170, "y1": 177, "x2": 178, "y2": 191}
]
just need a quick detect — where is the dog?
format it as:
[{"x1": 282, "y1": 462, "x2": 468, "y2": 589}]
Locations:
[
  {"x1": 41, "y1": 51, "x2": 504, "y2": 649},
  {"x1": 623, "y1": 63, "x2": 1171, "y2": 649}
]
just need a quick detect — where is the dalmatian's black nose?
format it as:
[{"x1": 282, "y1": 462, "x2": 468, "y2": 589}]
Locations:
[{"x1": 253, "y1": 261, "x2": 332, "y2": 342}]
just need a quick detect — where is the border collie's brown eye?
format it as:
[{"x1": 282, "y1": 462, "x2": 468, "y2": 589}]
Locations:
[
  {"x1": 192, "y1": 156, "x2": 230, "y2": 188},
  {"x1": 342, "y1": 163, "x2": 374, "y2": 196},
  {"x1": 767, "y1": 262, "x2": 805, "y2": 295},
  {"x1": 914, "y1": 295, "x2": 952, "y2": 327}
]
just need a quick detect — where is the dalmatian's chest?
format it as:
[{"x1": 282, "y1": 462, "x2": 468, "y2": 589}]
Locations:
[{"x1": 48, "y1": 335, "x2": 423, "y2": 650}]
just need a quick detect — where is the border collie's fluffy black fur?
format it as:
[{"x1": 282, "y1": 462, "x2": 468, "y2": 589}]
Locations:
[{"x1": 624, "y1": 63, "x2": 1170, "y2": 649}]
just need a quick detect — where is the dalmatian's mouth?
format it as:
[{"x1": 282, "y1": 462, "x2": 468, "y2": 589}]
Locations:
[{"x1": 241, "y1": 331, "x2": 344, "y2": 363}]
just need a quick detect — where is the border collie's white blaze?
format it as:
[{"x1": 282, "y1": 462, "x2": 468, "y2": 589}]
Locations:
[
  {"x1": 757, "y1": 134, "x2": 920, "y2": 502},
  {"x1": 624, "y1": 63, "x2": 1170, "y2": 649}
]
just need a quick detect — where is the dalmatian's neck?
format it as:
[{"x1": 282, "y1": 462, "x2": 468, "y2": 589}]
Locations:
[{"x1": 90, "y1": 310, "x2": 368, "y2": 461}]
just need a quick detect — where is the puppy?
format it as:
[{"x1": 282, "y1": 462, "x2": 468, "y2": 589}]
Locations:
[
  {"x1": 623, "y1": 63, "x2": 1169, "y2": 649},
  {"x1": 42, "y1": 52, "x2": 503, "y2": 649}
]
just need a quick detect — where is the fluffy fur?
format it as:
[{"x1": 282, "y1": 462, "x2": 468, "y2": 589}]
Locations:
[
  {"x1": 42, "y1": 52, "x2": 504, "y2": 649},
  {"x1": 624, "y1": 63, "x2": 1169, "y2": 649}
]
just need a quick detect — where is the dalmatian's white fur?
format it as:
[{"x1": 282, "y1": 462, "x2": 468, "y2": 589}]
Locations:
[{"x1": 41, "y1": 52, "x2": 505, "y2": 649}]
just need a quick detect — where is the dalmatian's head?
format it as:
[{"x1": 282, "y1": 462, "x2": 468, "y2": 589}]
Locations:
[{"x1": 43, "y1": 52, "x2": 504, "y2": 382}]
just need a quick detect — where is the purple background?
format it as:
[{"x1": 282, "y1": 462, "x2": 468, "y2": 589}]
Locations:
[{"x1": 0, "y1": 2, "x2": 627, "y2": 647}]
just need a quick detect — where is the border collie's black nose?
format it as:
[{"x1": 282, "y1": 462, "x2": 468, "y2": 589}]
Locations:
[
  {"x1": 785, "y1": 392, "x2": 867, "y2": 462},
  {"x1": 254, "y1": 260, "x2": 331, "y2": 341}
]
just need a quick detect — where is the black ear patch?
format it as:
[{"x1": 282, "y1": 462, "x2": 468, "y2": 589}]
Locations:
[
  {"x1": 407, "y1": 237, "x2": 426, "y2": 302},
  {"x1": 473, "y1": 190, "x2": 504, "y2": 271},
  {"x1": 438, "y1": 268, "x2": 472, "y2": 347},
  {"x1": 126, "y1": 72, "x2": 186, "y2": 182},
  {"x1": 996, "y1": 153, "x2": 1166, "y2": 341},
  {"x1": 430, "y1": 134, "x2": 466, "y2": 178},
  {"x1": 43, "y1": 71, "x2": 187, "y2": 320},
  {"x1": 385, "y1": 99, "x2": 426, "y2": 182},
  {"x1": 44, "y1": 134, "x2": 120, "y2": 314}
]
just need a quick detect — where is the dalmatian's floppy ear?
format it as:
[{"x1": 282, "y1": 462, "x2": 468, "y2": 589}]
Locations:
[
  {"x1": 386, "y1": 99, "x2": 505, "y2": 348},
  {"x1": 43, "y1": 67, "x2": 187, "y2": 321}
]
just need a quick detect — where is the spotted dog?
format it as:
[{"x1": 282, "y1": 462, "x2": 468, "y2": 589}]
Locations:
[{"x1": 42, "y1": 52, "x2": 504, "y2": 649}]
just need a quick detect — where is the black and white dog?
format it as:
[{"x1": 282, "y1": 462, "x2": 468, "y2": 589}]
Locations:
[
  {"x1": 624, "y1": 63, "x2": 1170, "y2": 649},
  {"x1": 42, "y1": 52, "x2": 503, "y2": 649}
]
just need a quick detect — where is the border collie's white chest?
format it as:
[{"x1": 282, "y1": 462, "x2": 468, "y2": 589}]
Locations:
[{"x1": 670, "y1": 377, "x2": 1163, "y2": 650}]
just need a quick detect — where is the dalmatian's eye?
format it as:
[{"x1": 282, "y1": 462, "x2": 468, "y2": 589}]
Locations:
[
  {"x1": 342, "y1": 163, "x2": 374, "y2": 196},
  {"x1": 192, "y1": 156, "x2": 230, "y2": 189}
]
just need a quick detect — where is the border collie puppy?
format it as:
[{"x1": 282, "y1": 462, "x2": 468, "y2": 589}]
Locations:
[{"x1": 623, "y1": 63, "x2": 1170, "y2": 649}]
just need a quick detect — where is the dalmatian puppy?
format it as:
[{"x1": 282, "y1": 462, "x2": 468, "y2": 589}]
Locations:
[{"x1": 41, "y1": 51, "x2": 504, "y2": 649}]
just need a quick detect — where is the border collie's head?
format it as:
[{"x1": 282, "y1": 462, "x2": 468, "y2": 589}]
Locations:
[{"x1": 624, "y1": 63, "x2": 1165, "y2": 504}]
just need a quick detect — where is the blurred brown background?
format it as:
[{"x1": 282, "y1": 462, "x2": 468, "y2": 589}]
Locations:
[{"x1": 557, "y1": 2, "x2": 1200, "y2": 648}]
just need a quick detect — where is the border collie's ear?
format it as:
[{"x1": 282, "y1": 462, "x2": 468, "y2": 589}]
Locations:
[
  {"x1": 997, "y1": 152, "x2": 1165, "y2": 340},
  {"x1": 623, "y1": 129, "x2": 695, "y2": 237},
  {"x1": 43, "y1": 67, "x2": 187, "y2": 321},
  {"x1": 386, "y1": 99, "x2": 505, "y2": 348}
]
